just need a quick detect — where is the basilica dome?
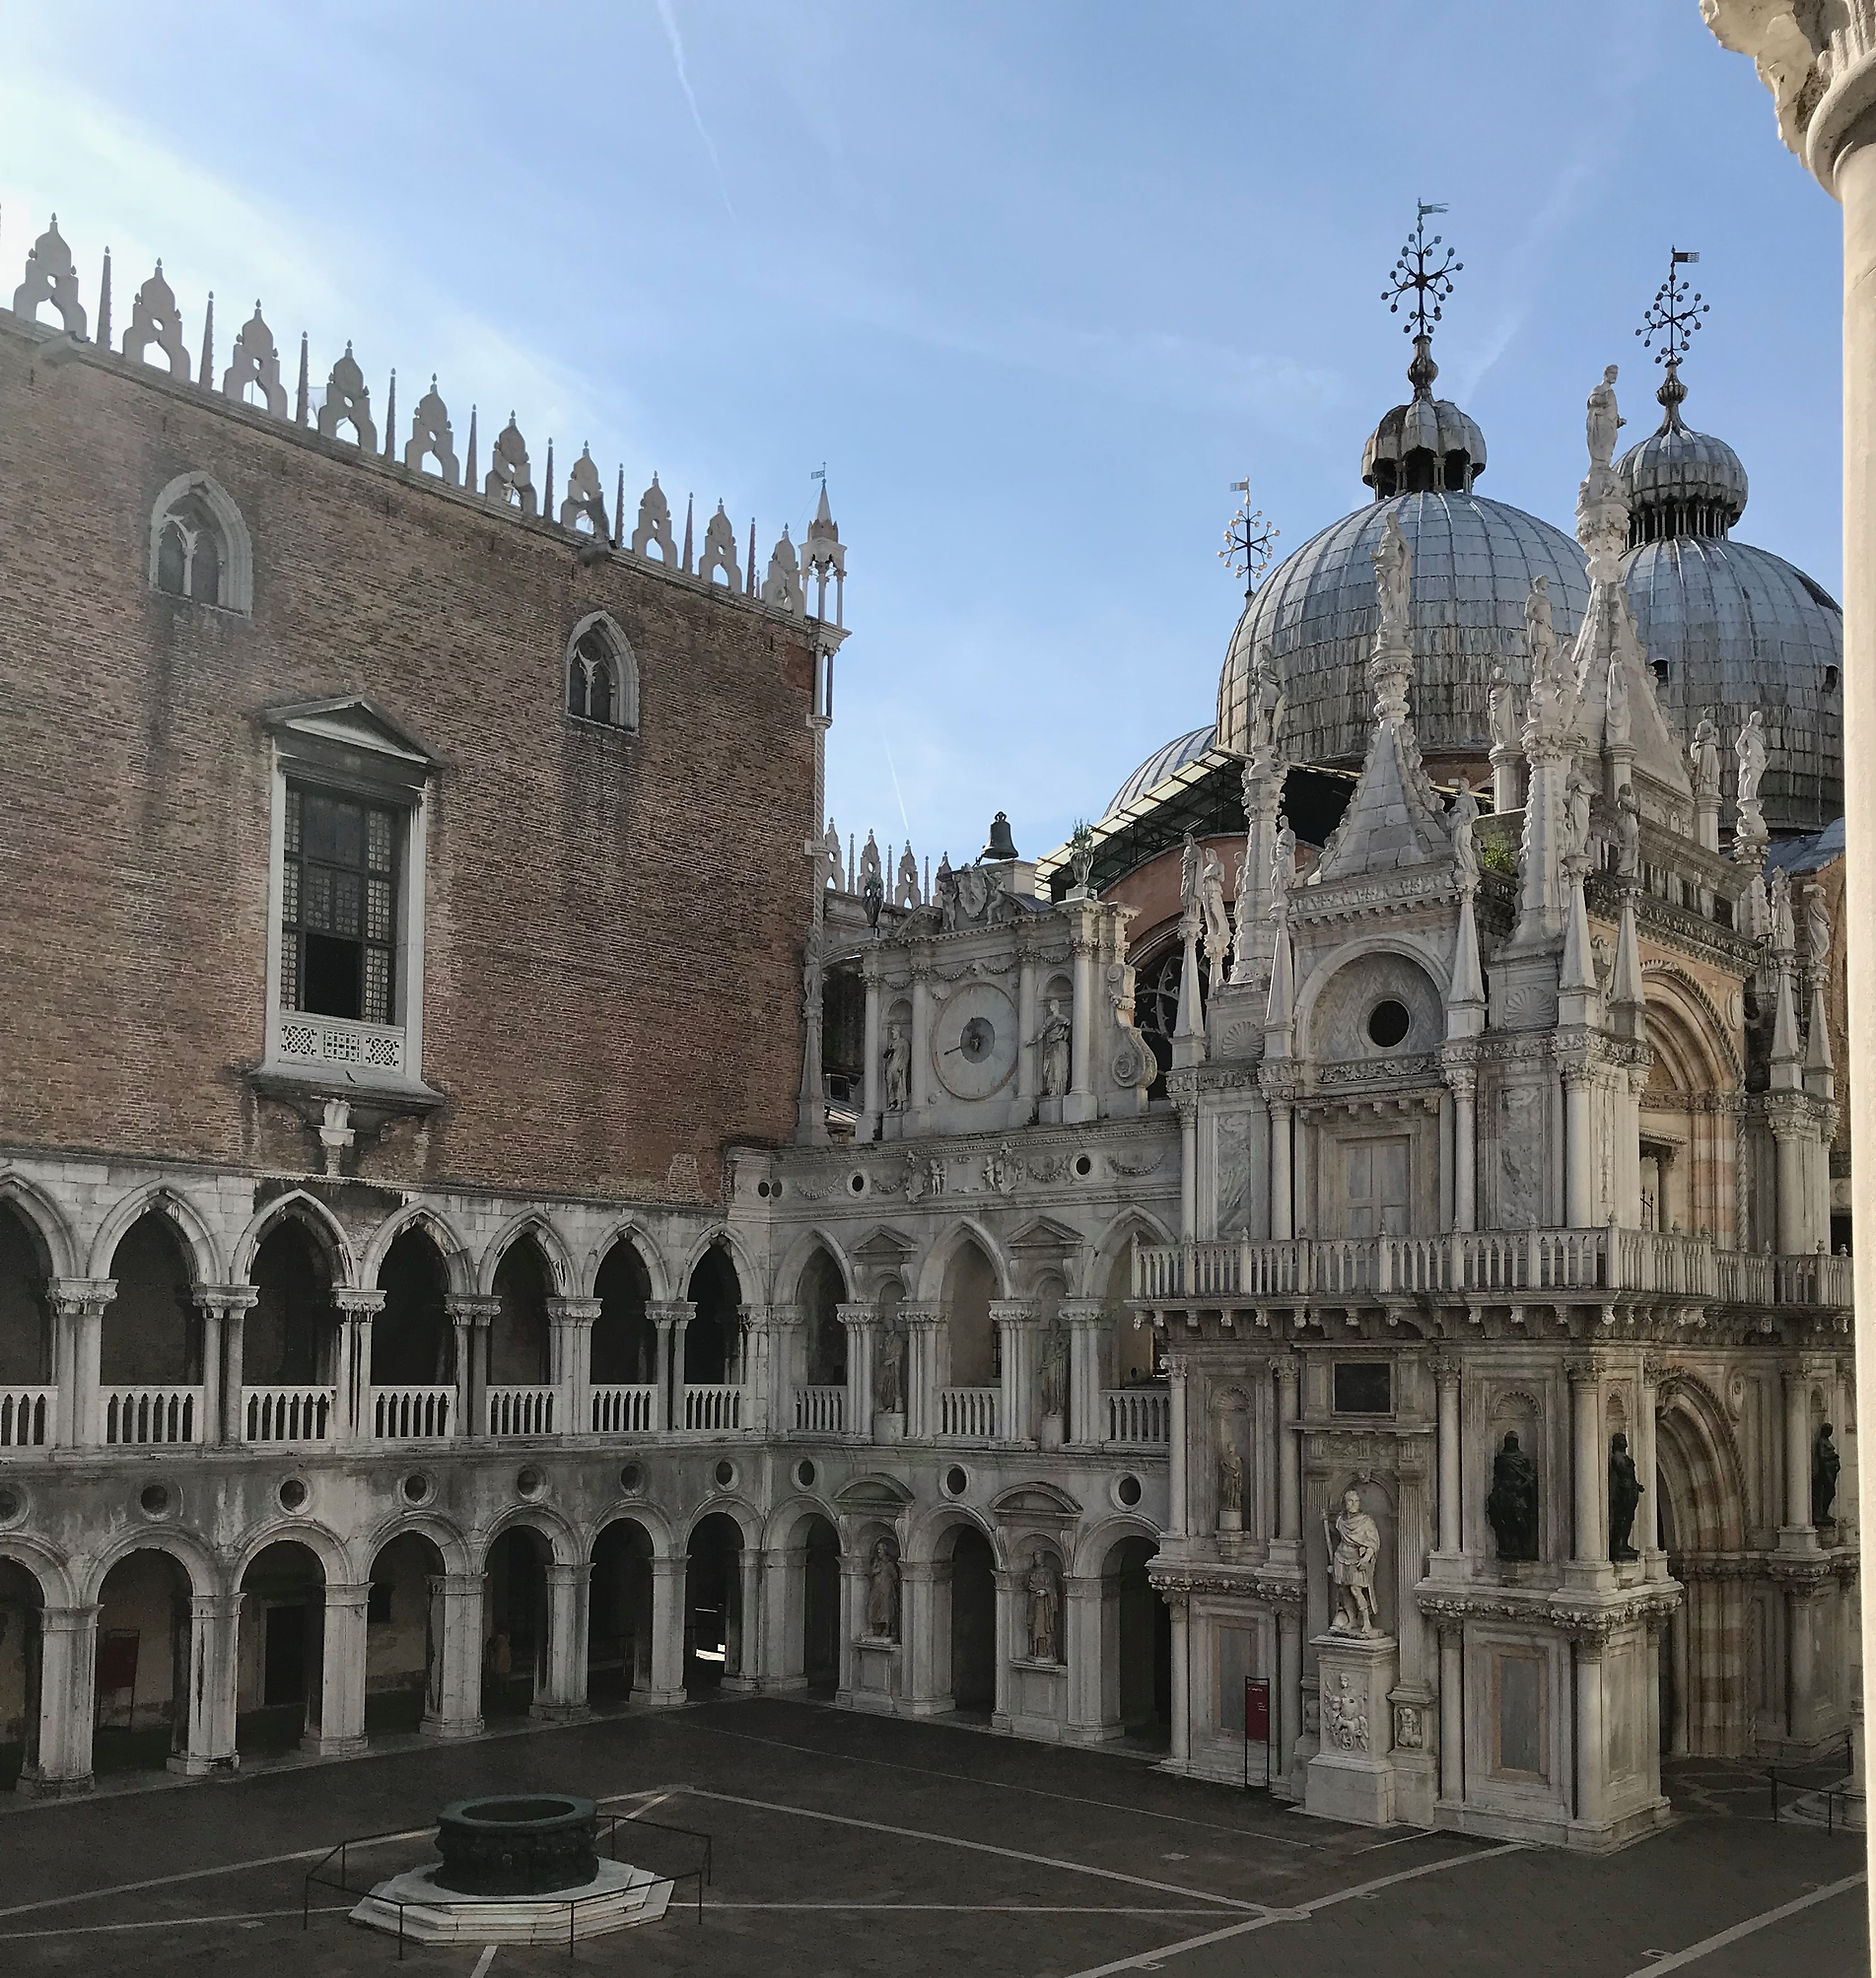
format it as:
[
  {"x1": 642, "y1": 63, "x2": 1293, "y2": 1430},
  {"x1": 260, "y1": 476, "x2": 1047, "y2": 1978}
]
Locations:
[{"x1": 1107, "y1": 725, "x2": 1216, "y2": 815}]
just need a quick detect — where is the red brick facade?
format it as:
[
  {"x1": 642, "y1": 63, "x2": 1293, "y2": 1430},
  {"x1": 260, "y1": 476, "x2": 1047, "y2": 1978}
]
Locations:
[{"x1": 0, "y1": 319, "x2": 821, "y2": 1202}]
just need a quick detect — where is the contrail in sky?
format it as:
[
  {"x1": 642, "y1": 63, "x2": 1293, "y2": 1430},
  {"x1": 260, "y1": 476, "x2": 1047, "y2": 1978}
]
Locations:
[{"x1": 654, "y1": 0, "x2": 737, "y2": 220}]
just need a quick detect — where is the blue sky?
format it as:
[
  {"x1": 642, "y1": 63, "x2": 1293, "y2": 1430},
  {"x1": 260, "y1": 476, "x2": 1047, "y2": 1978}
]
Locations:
[{"x1": 1, "y1": 2, "x2": 1841, "y2": 870}]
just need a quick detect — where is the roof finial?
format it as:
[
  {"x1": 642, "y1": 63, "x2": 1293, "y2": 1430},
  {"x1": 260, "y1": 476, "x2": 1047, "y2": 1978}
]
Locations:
[
  {"x1": 1636, "y1": 246, "x2": 1707, "y2": 431},
  {"x1": 1382, "y1": 201, "x2": 1462, "y2": 400},
  {"x1": 1219, "y1": 479, "x2": 1279, "y2": 602}
]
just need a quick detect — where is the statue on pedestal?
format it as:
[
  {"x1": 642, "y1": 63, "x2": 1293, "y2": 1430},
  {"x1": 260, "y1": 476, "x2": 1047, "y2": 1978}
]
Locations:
[
  {"x1": 1450, "y1": 775, "x2": 1481, "y2": 891},
  {"x1": 1025, "y1": 1549, "x2": 1061, "y2": 1663},
  {"x1": 1690, "y1": 715, "x2": 1722, "y2": 801},
  {"x1": 1326, "y1": 1488, "x2": 1381, "y2": 1636},
  {"x1": 882, "y1": 1022, "x2": 910, "y2": 1114},
  {"x1": 875, "y1": 1329, "x2": 904, "y2": 1415},
  {"x1": 1489, "y1": 665, "x2": 1519, "y2": 754},
  {"x1": 1038, "y1": 1322, "x2": 1067, "y2": 1422},
  {"x1": 1038, "y1": 999, "x2": 1071, "y2": 1098},
  {"x1": 1217, "y1": 1440, "x2": 1244, "y2": 1529},
  {"x1": 1198, "y1": 847, "x2": 1232, "y2": 989},
  {"x1": 1586, "y1": 363, "x2": 1624, "y2": 471},
  {"x1": 865, "y1": 1539, "x2": 900, "y2": 1641},
  {"x1": 1808, "y1": 884, "x2": 1833, "y2": 975},
  {"x1": 1608, "y1": 1431, "x2": 1643, "y2": 1561},
  {"x1": 1735, "y1": 709, "x2": 1768, "y2": 809},
  {"x1": 1813, "y1": 1422, "x2": 1842, "y2": 1527},
  {"x1": 1486, "y1": 1431, "x2": 1539, "y2": 1561}
]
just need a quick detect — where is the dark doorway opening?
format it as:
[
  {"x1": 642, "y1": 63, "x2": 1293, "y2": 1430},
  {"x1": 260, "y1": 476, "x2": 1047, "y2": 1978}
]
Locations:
[{"x1": 949, "y1": 1527, "x2": 996, "y2": 1715}]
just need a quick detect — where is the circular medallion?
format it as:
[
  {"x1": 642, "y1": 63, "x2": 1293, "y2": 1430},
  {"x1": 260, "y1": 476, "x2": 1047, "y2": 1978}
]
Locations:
[{"x1": 931, "y1": 981, "x2": 1018, "y2": 1100}]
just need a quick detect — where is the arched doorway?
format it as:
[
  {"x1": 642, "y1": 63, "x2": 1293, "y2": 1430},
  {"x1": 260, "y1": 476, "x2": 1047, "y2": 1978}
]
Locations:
[
  {"x1": 92, "y1": 1547, "x2": 196, "y2": 1774},
  {"x1": 803, "y1": 1516, "x2": 840, "y2": 1696},
  {"x1": 102, "y1": 1215, "x2": 200, "y2": 1443},
  {"x1": 0, "y1": 1556, "x2": 45, "y2": 1787},
  {"x1": 1655, "y1": 1382, "x2": 1750, "y2": 1758},
  {"x1": 1105, "y1": 1536, "x2": 1170, "y2": 1746},
  {"x1": 589, "y1": 1519, "x2": 655, "y2": 1703},
  {"x1": 0, "y1": 1207, "x2": 53, "y2": 1443},
  {"x1": 483, "y1": 1526, "x2": 551, "y2": 1719},
  {"x1": 946, "y1": 1525, "x2": 996, "y2": 1715},
  {"x1": 363, "y1": 1532, "x2": 443, "y2": 1737},
  {"x1": 237, "y1": 1541, "x2": 326, "y2": 1757},
  {"x1": 686, "y1": 1513, "x2": 743, "y2": 1693}
]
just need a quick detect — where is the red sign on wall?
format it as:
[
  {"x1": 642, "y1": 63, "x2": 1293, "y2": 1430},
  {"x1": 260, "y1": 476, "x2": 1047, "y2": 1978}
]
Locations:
[{"x1": 1244, "y1": 1676, "x2": 1270, "y2": 1742}]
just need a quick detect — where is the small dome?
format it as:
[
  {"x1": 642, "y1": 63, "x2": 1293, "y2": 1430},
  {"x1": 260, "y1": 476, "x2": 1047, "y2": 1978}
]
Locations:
[
  {"x1": 1625, "y1": 535, "x2": 1842, "y2": 833},
  {"x1": 1219, "y1": 492, "x2": 1590, "y2": 766},
  {"x1": 1360, "y1": 334, "x2": 1487, "y2": 498},
  {"x1": 1617, "y1": 363, "x2": 1748, "y2": 544},
  {"x1": 1107, "y1": 726, "x2": 1216, "y2": 815}
]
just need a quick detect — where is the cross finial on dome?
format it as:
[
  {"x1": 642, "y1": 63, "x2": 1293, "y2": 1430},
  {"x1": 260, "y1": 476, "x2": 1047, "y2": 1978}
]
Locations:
[
  {"x1": 1636, "y1": 246, "x2": 1708, "y2": 429},
  {"x1": 1382, "y1": 201, "x2": 1463, "y2": 396}
]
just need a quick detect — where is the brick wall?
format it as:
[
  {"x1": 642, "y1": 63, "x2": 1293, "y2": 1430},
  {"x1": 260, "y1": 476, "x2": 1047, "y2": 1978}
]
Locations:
[{"x1": 0, "y1": 320, "x2": 820, "y2": 1202}]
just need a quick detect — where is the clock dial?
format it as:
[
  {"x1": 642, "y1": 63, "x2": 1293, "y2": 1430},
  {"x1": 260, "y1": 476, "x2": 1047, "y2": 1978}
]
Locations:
[{"x1": 932, "y1": 981, "x2": 1018, "y2": 1100}]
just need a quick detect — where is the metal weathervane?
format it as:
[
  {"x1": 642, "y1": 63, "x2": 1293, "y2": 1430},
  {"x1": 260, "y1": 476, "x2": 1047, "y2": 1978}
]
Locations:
[
  {"x1": 1636, "y1": 247, "x2": 1708, "y2": 367},
  {"x1": 1220, "y1": 480, "x2": 1279, "y2": 600},
  {"x1": 1382, "y1": 200, "x2": 1462, "y2": 339}
]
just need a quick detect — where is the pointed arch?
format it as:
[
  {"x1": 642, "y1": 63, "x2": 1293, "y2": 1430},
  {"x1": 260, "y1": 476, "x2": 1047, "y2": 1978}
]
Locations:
[
  {"x1": 85, "y1": 1182, "x2": 224, "y2": 1284},
  {"x1": 0, "y1": 1171, "x2": 79, "y2": 1281},
  {"x1": 479, "y1": 1211, "x2": 576, "y2": 1298},
  {"x1": 678, "y1": 1223, "x2": 761, "y2": 1298},
  {"x1": 776, "y1": 1226, "x2": 854, "y2": 1305},
  {"x1": 148, "y1": 470, "x2": 253, "y2": 613},
  {"x1": 565, "y1": 611, "x2": 639, "y2": 730},
  {"x1": 1090, "y1": 1205, "x2": 1175, "y2": 1295},
  {"x1": 585, "y1": 1218, "x2": 671, "y2": 1300},
  {"x1": 914, "y1": 1217, "x2": 1013, "y2": 1303},
  {"x1": 1656, "y1": 1372, "x2": 1749, "y2": 1553},
  {"x1": 361, "y1": 1202, "x2": 474, "y2": 1294},
  {"x1": 1641, "y1": 961, "x2": 1742, "y2": 1087},
  {"x1": 230, "y1": 1189, "x2": 358, "y2": 1289}
]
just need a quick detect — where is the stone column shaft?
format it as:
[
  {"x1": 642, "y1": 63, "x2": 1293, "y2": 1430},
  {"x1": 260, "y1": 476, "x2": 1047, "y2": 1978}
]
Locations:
[
  {"x1": 421, "y1": 1573, "x2": 486, "y2": 1740},
  {"x1": 1435, "y1": 1362, "x2": 1462, "y2": 1557},
  {"x1": 647, "y1": 1556, "x2": 687, "y2": 1705},
  {"x1": 1269, "y1": 1104, "x2": 1293, "y2": 1240},
  {"x1": 1438, "y1": 1625, "x2": 1464, "y2": 1807},
  {"x1": 1276, "y1": 1359, "x2": 1301, "y2": 1547},
  {"x1": 861, "y1": 956, "x2": 882, "y2": 1139},
  {"x1": 1567, "y1": 1361, "x2": 1609, "y2": 1584},
  {"x1": 308, "y1": 1583, "x2": 370, "y2": 1756},
  {"x1": 1451, "y1": 1078, "x2": 1477, "y2": 1233},
  {"x1": 19, "y1": 1604, "x2": 99, "y2": 1795},
  {"x1": 1168, "y1": 1357, "x2": 1190, "y2": 1536},
  {"x1": 536, "y1": 1563, "x2": 591, "y2": 1718}
]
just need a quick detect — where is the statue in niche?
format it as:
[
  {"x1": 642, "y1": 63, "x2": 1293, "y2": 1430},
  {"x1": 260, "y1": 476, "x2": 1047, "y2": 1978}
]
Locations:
[
  {"x1": 1038, "y1": 999, "x2": 1072, "y2": 1098},
  {"x1": 882, "y1": 1022, "x2": 910, "y2": 1113},
  {"x1": 1807, "y1": 884, "x2": 1833, "y2": 974},
  {"x1": 1198, "y1": 847, "x2": 1232, "y2": 989},
  {"x1": 1489, "y1": 666, "x2": 1519, "y2": 755},
  {"x1": 875, "y1": 1329, "x2": 904, "y2": 1415},
  {"x1": 1038, "y1": 1323, "x2": 1067, "y2": 1421},
  {"x1": 1813, "y1": 1423, "x2": 1842, "y2": 1527},
  {"x1": 1217, "y1": 1440, "x2": 1244, "y2": 1529},
  {"x1": 865, "y1": 1539, "x2": 900, "y2": 1641},
  {"x1": 1372, "y1": 509, "x2": 1412, "y2": 642},
  {"x1": 1605, "y1": 653, "x2": 1631, "y2": 747},
  {"x1": 1690, "y1": 715, "x2": 1722, "y2": 799},
  {"x1": 1326, "y1": 1488, "x2": 1381, "y2": 1636},
  {"x1": 1486, "y1": 1431, "x2": 1540, "y2": 1561},
  {"x1": 1449, "y1": 775, "x2": 1481, "y2": 891},
  {"x1": 1608, "y1": 1432, "x2": 1643, "y2": 1561},
  {"x1": 1735, "y1": 709, "x2": 1769, "y2": 809},
  {"x1": 1586, "y1": 363, "x2": 1624, "y2": 471},
  {"x1": 1025, "y1": 1549, "x2": 1061, "y2": 1663}
]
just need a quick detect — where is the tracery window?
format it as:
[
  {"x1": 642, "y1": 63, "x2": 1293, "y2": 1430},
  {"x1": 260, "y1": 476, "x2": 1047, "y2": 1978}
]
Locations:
[
  {"x1": 281, "y1": 786, "x2": 401, "y2": 1023},
  {"x1": 148, "y1": 473, "x2": 252, "y2": 612},
  {"x1": 1133, "y1": 942, "x2": 1203, "y2": 1102},
  {"x1": 155, "y1": 496, "x2": 224, "y2": 604},
  {"x1": 564, "y1": 614, "x2": 638, "y2": 729}
]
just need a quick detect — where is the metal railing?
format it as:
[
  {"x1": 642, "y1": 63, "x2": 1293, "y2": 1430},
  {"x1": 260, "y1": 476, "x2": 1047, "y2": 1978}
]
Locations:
[
  {"x1": 372, "y1": 1384, "x2": 453, "y2": 1440},
  {"x1": 1133, "y1": 1230, "x2": 1854, "y2": 1308},
  {"x1": 486, "y1": 1384, "x2": 557, "y2": 1436},
  {"x1": 794, "y1": 1385, "x2": 846, "y2": 1434},
  {"x1": 937, "y1": 1386, "x2": 999, "y2": 1439},
  {"x1": 242, "y1": 1383, "x2": 335, "y2": 1443},
  {"x1": 302, "y1": 1808, "x2": 712, "y2": 1960},
  {"x1": 101, "y1": 1384, "x2": 202, "y2": 1445},
  {"x1": 590, "y1": 1383, "x2": 656, "y2": 1434}
]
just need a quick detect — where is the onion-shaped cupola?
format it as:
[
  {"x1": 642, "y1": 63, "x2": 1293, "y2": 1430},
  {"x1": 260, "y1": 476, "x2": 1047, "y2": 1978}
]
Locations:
[
  {"x1": 1360, "y1": 332, "x2": 1487, "y2": 497},
  {"x1": 1617, "y1": 357, "x2": 1750, "y2": 544}
]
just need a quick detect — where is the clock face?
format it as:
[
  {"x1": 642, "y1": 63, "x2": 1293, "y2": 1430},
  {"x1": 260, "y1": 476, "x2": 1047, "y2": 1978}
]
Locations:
[{"x1": 932, "y1": 981, "x2": 1018, "y2": 1100}]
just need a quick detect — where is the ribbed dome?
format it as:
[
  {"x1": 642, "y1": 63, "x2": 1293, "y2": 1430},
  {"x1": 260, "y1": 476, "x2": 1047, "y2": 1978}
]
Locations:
[
  {"x1": 1218, "y1": 492, "x2": 1591, "y2": 766},
  {"x1": 1625, "y1": 535, "x2": 1842, "y2": 833},
  {"x1": 1617, "y1": 364, "x2": 1748, "y2": 544},
  {"x1": 1359, "y1": 334, "x2": 1487, "y2": 498},
  {"x1": 1107, "y1": 725, "x2": 1215, "y2": 815}
]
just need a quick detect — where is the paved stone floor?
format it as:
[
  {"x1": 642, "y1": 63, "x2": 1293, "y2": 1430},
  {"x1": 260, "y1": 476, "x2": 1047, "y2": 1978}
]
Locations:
[{"x1": 0, "y1": 1697, "x2": 1865, "y2": 1977}]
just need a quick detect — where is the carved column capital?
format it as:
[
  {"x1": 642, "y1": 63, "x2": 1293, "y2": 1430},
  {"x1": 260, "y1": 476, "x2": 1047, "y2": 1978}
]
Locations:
[
  {"x1": 331, "y1": 1287, "x2": 385, "y2": 1319},
  {"x1": 444, "y1": 1294, "x2": 500, "y2": 1324},
  {"x1": 546, "y1": 1298, "x2": 602, "y2": 1325},
  {"x1": 48, "y1": 1277, "x2": 116, "y2": 1320},
  {"x1": 1564, "y1": 1356, "x2": 1605, "y2": 1387},
  {"x1": 1429, "y1": 1354, "x2": 1463, "y2": 1386},
  {"x1": 648, "y1": 1299, "x2": 696, "y2": 1330}
]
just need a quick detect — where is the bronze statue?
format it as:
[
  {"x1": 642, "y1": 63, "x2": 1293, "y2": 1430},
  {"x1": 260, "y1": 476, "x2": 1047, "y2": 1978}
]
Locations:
[
  {"x1": 1486, "y1": 1431, "x2": 1539, "y2": 1561},
  {"x1": 1608, "y1": 1431, "x2": 1643, "y2": 1562}
]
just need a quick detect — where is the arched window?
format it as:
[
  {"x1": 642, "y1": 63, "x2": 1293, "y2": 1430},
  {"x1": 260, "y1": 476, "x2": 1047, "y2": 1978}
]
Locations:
[
  {"x1": 564, "y1": 613, "x2": 639, "y2": 731},
  {"x1": 148, "y1": 473, "x2": 252, "y2": 613}
]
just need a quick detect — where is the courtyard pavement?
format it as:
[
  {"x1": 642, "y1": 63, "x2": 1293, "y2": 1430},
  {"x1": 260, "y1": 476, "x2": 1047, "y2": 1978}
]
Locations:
[{"x1": 0, "y1": 1696, "x2": 1864, "y2": 1977}]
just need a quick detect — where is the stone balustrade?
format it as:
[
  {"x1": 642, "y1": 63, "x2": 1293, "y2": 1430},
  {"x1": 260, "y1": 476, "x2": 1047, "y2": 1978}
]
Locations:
[
  {"x1": 589, "y1": 1383, "x2": 655, "y2": 1434},
  {"x1": 0, "y1": 1385, "x2": 55, "y2": 1448},
  {"x1": 938, "y1": 1386, "x2": 1000, "y2": 1440},
  {"x1": 241, "y1": 1383, "x2": 335, "y2": 1444},
  {"x1": 682, "y1": 1383, "x2": 744, "y2": 1432},
  {"x1": 486, "y1": 1384, "x2": 557, "y2": 1437},
  {"x1": 1102, "y1": 1387, "x2": 1171, "y2": 1446},
  {"x1": 794, "y1": 1385, "x2": 846, "y2": 1434},
  {"x1": 1132, "y1": 1230, "x2": 1853, "y2": 1308},
  {"x1": 101, "y1": 1383, "x2": 203, "y2": 1445},
  {"x1": 372, "y1": 1383, "x2": 454, "y2": 1441}
]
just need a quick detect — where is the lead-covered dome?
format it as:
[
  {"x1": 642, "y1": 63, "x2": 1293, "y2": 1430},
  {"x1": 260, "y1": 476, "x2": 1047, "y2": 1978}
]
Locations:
[
  {"x1": 1618, "y1": 361, "x2": 1749, "y2": 544},
  {"x1": 1218, "y1": 490, "x2": 1591, "y2": 766},
  {"x1": 1107, "y1": 725, "x2": 1215, "y2": 815}
]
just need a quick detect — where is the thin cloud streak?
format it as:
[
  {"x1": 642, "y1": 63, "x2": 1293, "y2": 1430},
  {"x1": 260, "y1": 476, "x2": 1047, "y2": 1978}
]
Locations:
[{"x1": 653, "y1": 0, "x2": 737, "y2": 221}]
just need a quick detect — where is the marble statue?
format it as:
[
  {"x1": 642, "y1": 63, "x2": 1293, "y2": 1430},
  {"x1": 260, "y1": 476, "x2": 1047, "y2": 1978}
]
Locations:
[
  {"x1": 1179, "y1": 831, "x2": 1200, "y2": 919},
  {"x1": 1807, "y1": 884, "x2": 1833, "y2": 973},
  {"x1": 862, "y1": 863, "x2": 884, "y2": 932},
  {"x1": 1617, "y1": 784, "x2": 1641, "y2": 878},
  {"x1": 1038, "y1": 1322, "x2": 1067, "y2": 1421},
  {"x1": 1038, "y1": 998, "x2": 1071, "y2": 1098},
  {"x1": 1562, "y1": 769, "x2": 1592, "y2": 869},
  {"x1": 882, "y1": 1022, "x2": 910, "y2": 1113},
  {"x1": 1586, "y1": 363, "x2": 1624, "y2": 470},
  {"x1": 1608, "y1": 1432, "x2": 1643, "y2": 1562},
  {"x1": 865, "y1": 1539, "x2": 900, "y2": 1640},
  {"x1": 1735, "y1": 710, "x2": 1768, "y2": 808},
  {"x1": 933, "y1": 856, "x2": 959, "y2": 931},
  {"x1": 1198, "y1": 847, "x2": 1232, "y2": 987},
  {"x1": 1605, "y1": 653, "x2": 1631, "y2": 746},
  {"x1": 1489, "y1": 666, "x2": 1518, "y2": 753},
  {"x1": 1249, "y1": 661, "x2": 1285, "y2": 758},
  {"x1": 1272, "y1": 815, "x2": 1297, "y2": 905},
  {"x1": 1524, "y1": 576, "x2": 1557, "y2": 681},
  {"x1": 1690, "y1": 715, "x2": 1722, "y2": 798},
  {"x1": 1450, "y1": 775, "x2": 1481, "y2": 890},
  {"x1": 1217, "y1": 1440, "x2": 1244, "y2": 1526},
  {"x1": 1026, "y1": 1549, "x2": 1061, "y2": 1663},
  {"x1": 1813, "y1": 1422, "x2": 1842, "y2": 1527},
  {"x1": 801, "y1": 928, "x2": 823, "y2": 1024},
  {"x1": 1486, "y1": 1432, "x2": 1539, "y2": 1561},
  {"x1": 1326, "y1": 1488, "x2": 1381, "y2": 1636},
  {"x1": 1372, "y1": 510, "x2": 1411, "y2": 641},
  {"x1": 1770, "y1": 868, "x2": 1795, "y2": 953},
  {"x1": 874, "y1": 1329, "x2": 904, "y2": 1414}
]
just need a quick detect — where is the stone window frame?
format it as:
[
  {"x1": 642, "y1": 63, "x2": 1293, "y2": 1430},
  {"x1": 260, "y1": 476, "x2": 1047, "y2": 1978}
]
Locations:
[
  {"x1": 564, "y1": 611, "x2": 640, "y2": 732},
  {"x1": 148, "y1": 470, "x2": 254, "y2": 614},
  {"x1": 257, "y1": 698, "x2": 438, "y2": 1093}
]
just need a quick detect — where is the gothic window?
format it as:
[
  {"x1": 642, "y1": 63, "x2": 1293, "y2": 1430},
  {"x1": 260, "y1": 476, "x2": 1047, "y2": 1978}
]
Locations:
[
  {"x1": 1133, "y1": 942, "x2": 1201, "y2": 1101},
  {"x1": 148, "y1": 473, "x2": 252, "y2": 612},
  {"x1": 281, "y1": 785, "x2": 401, "y2": 1023},
  {"x1": 565, "y1": 614, "x2": 638, "y2": 730}
]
